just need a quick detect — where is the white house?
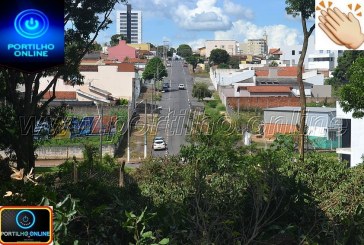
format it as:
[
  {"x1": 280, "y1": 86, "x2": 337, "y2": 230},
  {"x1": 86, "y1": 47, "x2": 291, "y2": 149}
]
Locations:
[
  {"x1": 336, "y1": 101, "x2": 364, "y2": 167},
  {"x1": 38, "y1": 63, "x2": 140, "y2": 106},
  {"x1": 210, "y1": 68, "x2": 255, "y2": 89}
]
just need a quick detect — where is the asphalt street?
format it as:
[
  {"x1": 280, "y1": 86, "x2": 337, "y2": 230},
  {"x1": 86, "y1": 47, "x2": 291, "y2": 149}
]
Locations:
[{"x1": 152, "y1": 60, "x2": 194, "y2": 157}]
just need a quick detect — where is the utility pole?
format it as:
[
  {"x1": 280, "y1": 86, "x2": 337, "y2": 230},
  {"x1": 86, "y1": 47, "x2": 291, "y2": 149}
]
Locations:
[{"x1": 144, "y1": 99, "x2": 147, "y2": 158}]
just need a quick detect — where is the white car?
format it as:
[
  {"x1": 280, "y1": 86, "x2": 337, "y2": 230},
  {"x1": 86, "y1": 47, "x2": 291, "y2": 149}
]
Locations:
[
  {"x1": 153, "y1": 139, "x2": 167, "y2": 150},
  {"x1": 178, "y1": 84, "x2": 185, "y2": 90}
]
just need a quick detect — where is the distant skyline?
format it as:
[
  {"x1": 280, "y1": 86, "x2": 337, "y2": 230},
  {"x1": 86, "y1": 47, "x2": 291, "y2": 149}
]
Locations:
[{"x1": 96, "y1": 0, "x2": 314, "y2": 50}]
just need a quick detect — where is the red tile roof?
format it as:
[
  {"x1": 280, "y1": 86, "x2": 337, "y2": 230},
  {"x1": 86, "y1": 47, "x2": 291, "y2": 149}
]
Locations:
[
  {"x1": 255, "y1": 70, "x2": 269, "y2": 77},
  {"x1": 269, "y1": 48, "x2": 282, "y2": 55},
  {"x1": 43, "y1": 91, "x2": 77, "y2": 100},
  {"x1": 247, "y1": 86, "x2": 292, "y2": 93},
  {"x1": 277, "y1": 66, "x2": 297, "y2": 77}
]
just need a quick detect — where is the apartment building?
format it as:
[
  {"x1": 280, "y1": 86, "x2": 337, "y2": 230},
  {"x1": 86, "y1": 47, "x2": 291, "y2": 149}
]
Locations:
[{"x1": 116, "y1": 9, "x2": 142, "y2": 44}]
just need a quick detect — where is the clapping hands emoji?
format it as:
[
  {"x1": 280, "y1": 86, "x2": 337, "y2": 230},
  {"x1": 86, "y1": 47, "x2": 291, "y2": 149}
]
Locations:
[{"x1": 318, "y1": 7, "x2": 364, "y2": 49}]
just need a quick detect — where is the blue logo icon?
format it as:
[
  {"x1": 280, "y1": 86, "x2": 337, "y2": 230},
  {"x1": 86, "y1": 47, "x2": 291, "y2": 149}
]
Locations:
[
  {"x1": 16, "y1": 210, "x2": 36, "y2": 229},
  {"x1": 14, "y1": 9, "x2": 49, "y2": 39}
]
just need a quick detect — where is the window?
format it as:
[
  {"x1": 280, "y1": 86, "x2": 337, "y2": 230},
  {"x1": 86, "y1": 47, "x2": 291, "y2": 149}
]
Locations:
[
  {"x1": 221, "y1": 45, "x2": 225, "y2": 48},
  {"x1": 292, "y1": 50, "x2": 295, "y2": 55},
  {"x1": 299, "y1": 51, "x2": 302, "y2": 54}
]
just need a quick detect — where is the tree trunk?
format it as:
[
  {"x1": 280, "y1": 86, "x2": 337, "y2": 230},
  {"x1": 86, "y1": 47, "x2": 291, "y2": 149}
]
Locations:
[
  {"x1": 297, "y1": 17, "x2": 315, "y2": 162},
  {"x1": 15, "y1": 130, "x2": 36, "y2": 172}
]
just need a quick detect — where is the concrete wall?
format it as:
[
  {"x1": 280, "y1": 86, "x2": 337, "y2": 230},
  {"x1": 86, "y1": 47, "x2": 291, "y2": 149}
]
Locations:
[
  {"x1": 210, "y1": 68, "x2": 255, "y2": 89},
  {"x1": 36, "y1": 144, "x2": 116, "y2": 160},
  {"x1": 81, "y1": 65, "x2": 138, "y2": 100}
]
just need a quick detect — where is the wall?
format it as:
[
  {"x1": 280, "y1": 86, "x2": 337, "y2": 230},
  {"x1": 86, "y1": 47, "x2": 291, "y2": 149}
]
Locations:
[
  {"x1": 81, "y1": 65, "x2": 138, "y2": 100},
  {"x1": 108, "y1": 40, "x2": 136, "y2": 61},
  {"x1": 227, "y1": 97, "x2": 300, "y2": 109},
  {"x1": 264, "y1": 123, "x2": 297, "y2": 138},
  {"x1": 210, "y1": 68, "x2": 255, "y2": 89},
  {"x1": 36, "y1": 145, "x2": 116, "y2": 160}
]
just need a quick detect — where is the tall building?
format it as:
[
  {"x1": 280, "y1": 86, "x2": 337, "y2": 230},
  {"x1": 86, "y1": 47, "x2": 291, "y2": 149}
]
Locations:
[{"x1": 116, "y1": 8, "x2": 142, "y2": 44}]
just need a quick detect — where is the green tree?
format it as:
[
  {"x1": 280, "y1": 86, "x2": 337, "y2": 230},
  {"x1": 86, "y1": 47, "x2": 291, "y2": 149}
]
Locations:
[
  {"x1": 91, "y1": 41, "x2": 102, "y2": 51},
  {"x1": 286, "y1": 0, "x2": 315, "y2": 162},
  {"x1": 340, "y1": 57, "x2": 364, "y2": 118},
  {"x1": 209, "y1": 49, "x2": 230, "y2": 65},
  {"x1": 269, "y1": 61, "x2": 279, "y2": 67},
  {"x1": 228, "y1": 56, "x2": 240, "y2": 69},
  {"x1": 192, "y1": 82, "x2": 212, "y2": 101},
  {"x1": 186, "y1": 54, "x2": 203, "y2": 72},
  {"x1": 0, "y1": 0, "x2": 126, "y2": 173},
  {"x1": 326, "y1": 50, "x2": 364, "y2": 87},
  {"x1": 167, "y1": 47, "x2": 176, "y2": 57},
  {"x1": 110, "y1": 34, "x2": 126, "y2": 46},
  {"x1": 142, "y1": 57, "x2": 167, "y2": 81},
  {"x1": 176, "y1": 44, "x2": 192, "y2": 58}
]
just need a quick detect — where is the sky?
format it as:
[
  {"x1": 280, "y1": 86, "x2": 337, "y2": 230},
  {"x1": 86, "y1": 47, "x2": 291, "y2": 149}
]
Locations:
[{"x1": 97, "y1": 0, "x2": 315, "y2": 50}]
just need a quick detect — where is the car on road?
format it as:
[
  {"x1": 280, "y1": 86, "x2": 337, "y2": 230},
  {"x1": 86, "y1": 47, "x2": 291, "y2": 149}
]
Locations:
[
  {"x1": 153, "y1": 139, "x2": 167, "y2": 150},
  {"x1": 153, "y1": 136, "x2": 164, "y2": 142},
  {"x1": 178, "y1": 84, "x2": 185, "y2": 90}
]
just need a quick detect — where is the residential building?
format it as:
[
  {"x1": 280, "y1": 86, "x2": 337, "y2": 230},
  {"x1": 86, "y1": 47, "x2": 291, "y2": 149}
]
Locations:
[
  {"x1": 279, "y1": 37, "x2": 343, "y2": 69},
  {"x1": 336, "y1": 102, "x2": 364, "y2": 167},
  {"x1": 240, "y1": 38, "x2": 268, "y2": 56},
  {"x1": 263, "y1": 106, "x2": 339, "y2": 149},
  {"x1": 116, "y1": 9, "x2": 142, "y2": 43},
  {"x1": 107, "y1": 40, "x2": 137, "y2": 62},
  {"x1": 205, "y1": 40, "x2": 238, "y2": 57},
  {"x1": 38, "y1": 63, "x2": 140, "y2": 107},
  {"x1": 268, "y1": 48, "x2": 282, "y2": 60}
]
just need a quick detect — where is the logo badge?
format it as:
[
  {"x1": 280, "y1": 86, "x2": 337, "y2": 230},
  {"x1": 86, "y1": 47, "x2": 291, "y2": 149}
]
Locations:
[
  {"x1": 0, "y1": 206, "x2": 53, "y2": 245},
  {"x1": 14, "y1": 9, "x2": 49, "y2": 39}
]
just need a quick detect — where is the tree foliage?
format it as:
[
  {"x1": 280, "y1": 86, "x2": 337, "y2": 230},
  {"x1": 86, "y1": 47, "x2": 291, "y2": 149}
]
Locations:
[
  {"x1": 340, "y1": 57, "x2": 364, "y2": 118},
  {"x1": 142, "y1": 57, "x2": 168, "y2": 81},
  {"x1": 192, "y1": 82, "x2": 212, "y2": 101},
  {"x1": 326, "y1": 51, "x2": 364, "y2": 87},
  {"x1": 176, "y1": 44, "x2": 192, "y2": 58},
  {"x1": 209, "y1": 49, "x2": 230, "y2": 65},
  {"x1": 110, "y1": 34, "x2": 127, "y2": 46},
  {"x1": 91, "y1": 41, "x2": 102, "y2": 51}
]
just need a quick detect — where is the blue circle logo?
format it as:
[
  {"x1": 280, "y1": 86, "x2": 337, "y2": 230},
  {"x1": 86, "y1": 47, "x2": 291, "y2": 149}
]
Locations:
[
  {"x1": 16, "y1": 210, "x2": 36, "y2": 229},
  {"x1": 14, "y1": 9, "x2": 49, "y2": 39}
]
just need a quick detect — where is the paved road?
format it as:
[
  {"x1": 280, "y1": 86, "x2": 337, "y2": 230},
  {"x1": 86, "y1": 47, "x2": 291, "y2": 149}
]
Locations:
[{"x1": 152, "y1": 60, "x2": 194, "y2": 157}]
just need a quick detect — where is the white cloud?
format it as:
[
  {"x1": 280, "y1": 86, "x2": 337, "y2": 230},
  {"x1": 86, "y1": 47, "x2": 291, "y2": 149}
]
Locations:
[
  {"x1": 214, "y1": 20, "x2": 301, "y2": 48},
  {"x1": 223, "y1": 0, "x2": 254, "y2": 19},
  {"x1": 187, "y1": 38, "x2": 206, "y2": 50},
  {"x1": 173, "y1": 0, "x2": 232, "y2": 31}
]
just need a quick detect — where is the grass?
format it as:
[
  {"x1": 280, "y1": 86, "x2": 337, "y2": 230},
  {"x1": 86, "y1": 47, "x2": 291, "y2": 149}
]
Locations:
[
  {"x1": 36, "y1": 166, "x2": 59, "y2": 174},
  {"x1": 40, "y1": 135, "x2": 117, "y2": 147}
]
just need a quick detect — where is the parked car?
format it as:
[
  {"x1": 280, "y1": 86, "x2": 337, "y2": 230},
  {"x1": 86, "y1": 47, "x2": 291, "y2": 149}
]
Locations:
[
  {"x1": 153, "y1": 139, "x2": 167, "y2": 150},
  {"x1": 178, "y1": 84, "x2": 185, "y2": 90}
]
